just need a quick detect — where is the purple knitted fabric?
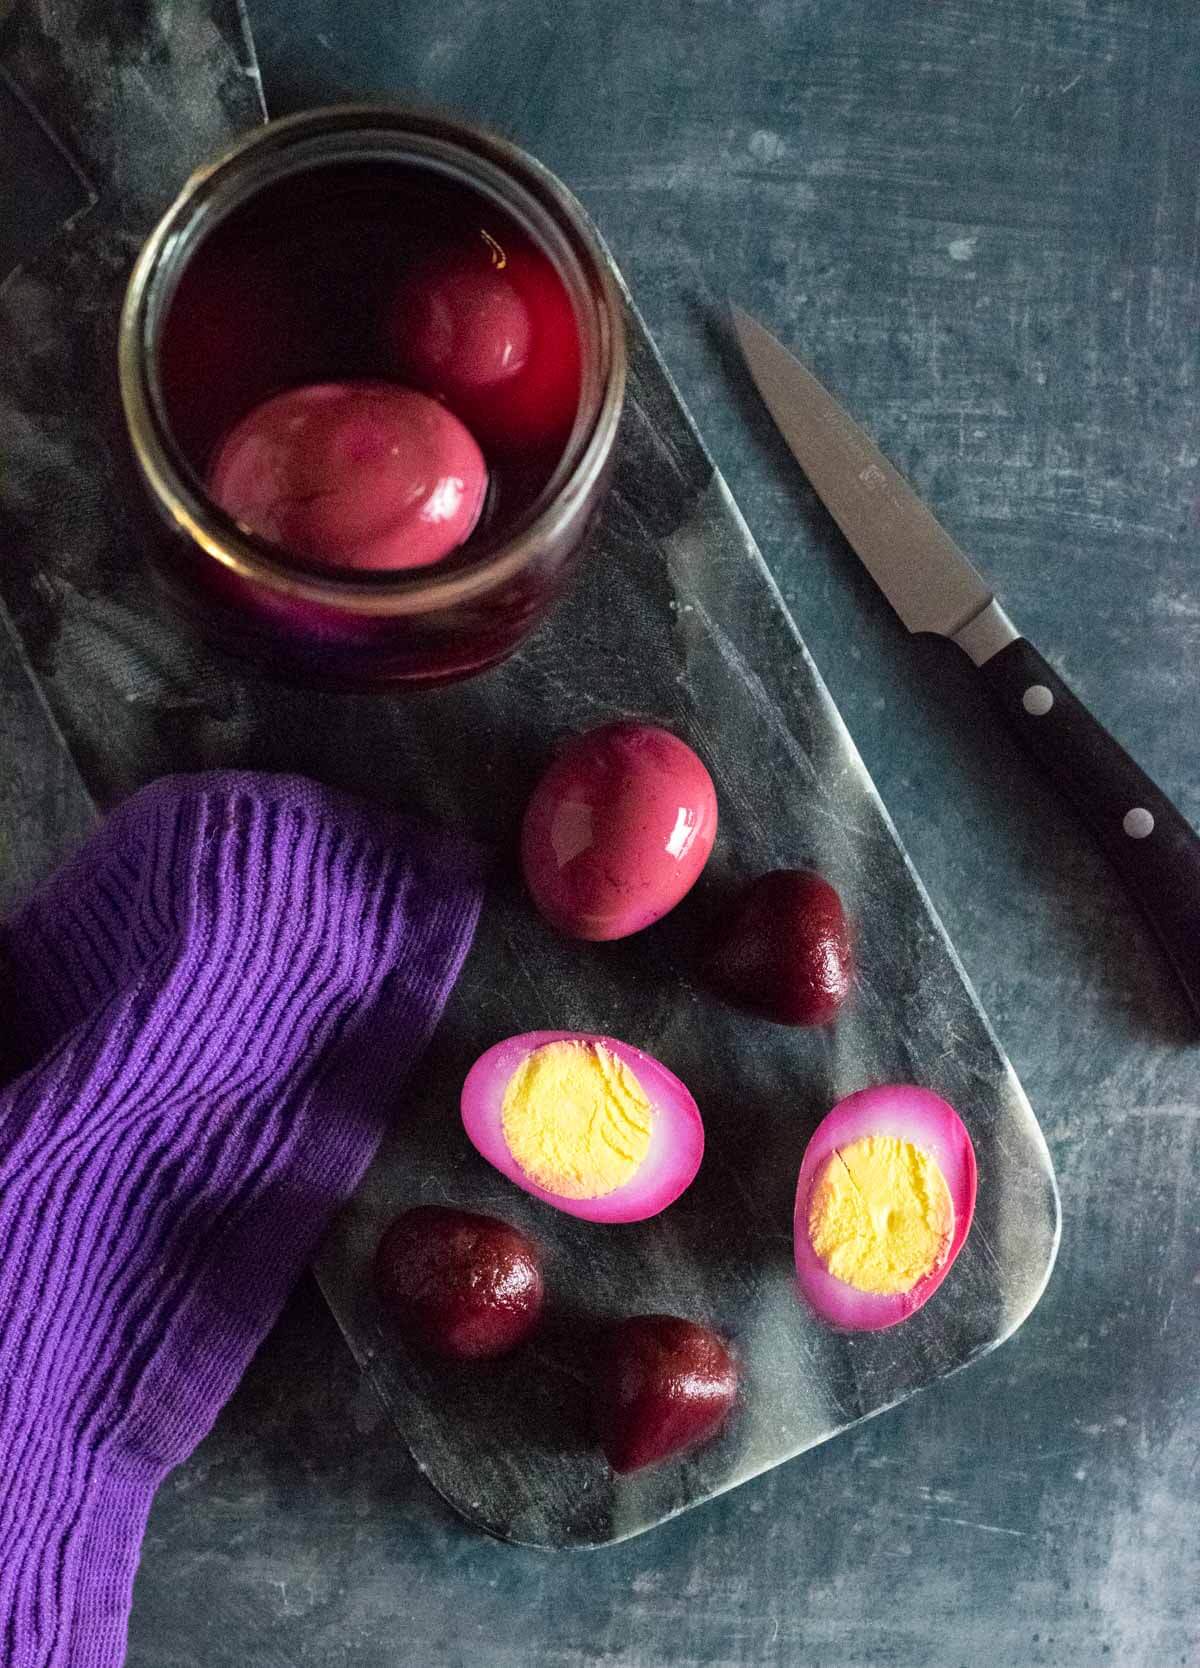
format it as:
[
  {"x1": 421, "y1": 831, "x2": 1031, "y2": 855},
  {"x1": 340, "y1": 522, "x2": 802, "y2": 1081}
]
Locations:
[{"x1": 0, "y1": 771, "x2": 484, "y2": 1668}]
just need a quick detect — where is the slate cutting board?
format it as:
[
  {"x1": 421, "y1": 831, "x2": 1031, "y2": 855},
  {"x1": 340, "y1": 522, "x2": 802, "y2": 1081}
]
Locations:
[{"x1": 0, "y1": 0, "x2": 1059, "y2": 1547}]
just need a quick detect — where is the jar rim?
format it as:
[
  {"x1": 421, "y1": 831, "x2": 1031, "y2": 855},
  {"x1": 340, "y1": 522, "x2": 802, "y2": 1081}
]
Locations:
[{"x1": 118, "y1": 103, "x2": 627, "y2": 618}]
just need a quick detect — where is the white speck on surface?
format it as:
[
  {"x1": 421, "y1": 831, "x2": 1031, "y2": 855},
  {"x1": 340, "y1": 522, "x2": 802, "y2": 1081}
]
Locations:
[
  {"x1": 1151, "y1": 592, "x2": 1200, "y2": 622},
  {"x1": 748, "y1": 129, "x2": 786, "y2": 163},
  {"x1": 631, "y1": 1571, "x2": 663, "y2": 1595},
  {"x1": 933, "y1": 1515, "x2": 1029, "y2": 1539},
  {"x1": 948, "y1": 235, "x2": 978, "y2": 262}
]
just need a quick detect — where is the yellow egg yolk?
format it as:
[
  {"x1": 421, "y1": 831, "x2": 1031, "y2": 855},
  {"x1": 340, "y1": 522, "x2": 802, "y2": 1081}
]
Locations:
[
  {"x1": 500, "y1": 1041, "x2": 654, "y2": 1199},
  {"x1": 807, "y1": 1134, "x2": 954, "y2": 1295}
]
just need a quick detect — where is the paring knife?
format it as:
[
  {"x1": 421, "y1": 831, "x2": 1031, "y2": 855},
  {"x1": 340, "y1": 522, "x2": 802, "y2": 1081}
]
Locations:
[{"x1": 732, "y1": 305, "x2": 1200, "y2": 1021}]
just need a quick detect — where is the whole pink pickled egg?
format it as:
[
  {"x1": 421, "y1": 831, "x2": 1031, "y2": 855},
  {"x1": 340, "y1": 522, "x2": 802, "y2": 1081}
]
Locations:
[
  {"x1": 521, "y1": 721, "x2": 718, "y2": 941},
  {"x1": 390, "y1": 251, "x2": 532, "y2": 399},
  {"x1": 207, "y1": 380, "x2": 488, "y2": 570},
  {"x1": 388, "y1": 238, "x2": 581, "y2": 456}
]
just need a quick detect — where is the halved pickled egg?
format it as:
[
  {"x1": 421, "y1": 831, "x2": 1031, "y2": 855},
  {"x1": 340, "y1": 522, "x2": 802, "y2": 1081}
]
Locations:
[
  {"x1": 794, "y1": 1085, "x2": 977, "y2": 1331},
  {"x1": 461, "y1": 1031, "x2": 704, "y2": 1223}
]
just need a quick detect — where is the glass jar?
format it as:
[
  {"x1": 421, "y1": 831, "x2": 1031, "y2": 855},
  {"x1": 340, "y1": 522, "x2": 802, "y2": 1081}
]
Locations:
[{"x1": 118, "y1": 105, "x2": 626, "y2": 688}]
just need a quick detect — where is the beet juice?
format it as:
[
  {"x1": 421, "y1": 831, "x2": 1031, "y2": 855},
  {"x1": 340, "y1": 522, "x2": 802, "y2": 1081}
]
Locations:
[{"x1": 121, "y1": 109, "x2": 625, "y2": 685}]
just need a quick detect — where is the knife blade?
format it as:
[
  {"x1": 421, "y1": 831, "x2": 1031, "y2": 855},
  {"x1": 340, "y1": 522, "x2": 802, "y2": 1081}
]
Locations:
[{"x1": 733, "y1": 304, "x2": 1200, "y2": 1024}]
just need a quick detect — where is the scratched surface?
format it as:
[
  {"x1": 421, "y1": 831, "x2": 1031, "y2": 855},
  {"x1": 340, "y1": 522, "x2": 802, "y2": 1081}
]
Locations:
[
  {"x1": 0, "y1": 0, "x2": 1060, "y2": 1556},
  {"x1": 2, "y1": 0, "x2": 1198, "y2": 1661}
]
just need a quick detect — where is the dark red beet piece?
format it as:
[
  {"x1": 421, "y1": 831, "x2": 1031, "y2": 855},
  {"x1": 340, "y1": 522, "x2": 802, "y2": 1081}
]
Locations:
[
  {"x1": 596, "y1": 1315, "x2": 739, "y2": 1474},
  {"x1": 373, "y1": 1206, "x2": 544, "y2": 1360},
  {"x1": 703, "y1": 868, "x2": 853, "y2": 1026}
]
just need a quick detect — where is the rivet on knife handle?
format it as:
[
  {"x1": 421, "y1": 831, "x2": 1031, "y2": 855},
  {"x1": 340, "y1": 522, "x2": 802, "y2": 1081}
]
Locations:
[{"x1": 976, "y1": 638, "x2": 1200, "y2": 1016}]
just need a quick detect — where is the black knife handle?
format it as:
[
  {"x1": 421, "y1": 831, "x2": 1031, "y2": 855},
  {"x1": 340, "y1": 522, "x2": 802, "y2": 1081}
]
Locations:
[{"x1": 978, "y1": 637, "x2": 1200, "y2": 1020}]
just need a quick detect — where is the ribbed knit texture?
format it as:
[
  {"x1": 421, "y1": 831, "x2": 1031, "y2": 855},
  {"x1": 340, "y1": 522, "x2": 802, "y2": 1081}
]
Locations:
[{"x1": 0, "y1": 771, "x2": 485, "y2": 1668}]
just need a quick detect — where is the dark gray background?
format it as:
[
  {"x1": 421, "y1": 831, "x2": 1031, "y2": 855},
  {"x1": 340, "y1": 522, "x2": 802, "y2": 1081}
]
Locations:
[{"x1": 1, "y1": 1, "x2": 1197, "y2": 1663}]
